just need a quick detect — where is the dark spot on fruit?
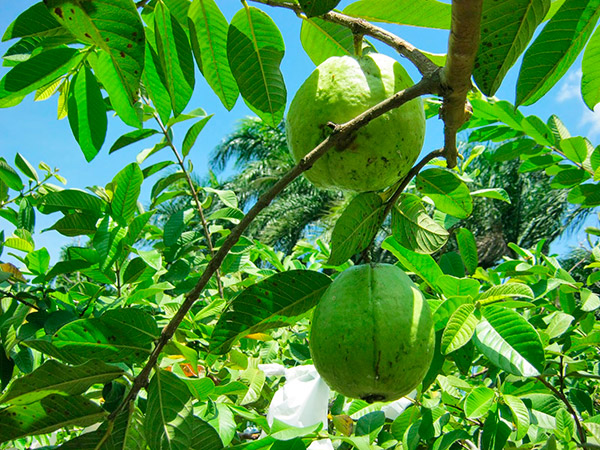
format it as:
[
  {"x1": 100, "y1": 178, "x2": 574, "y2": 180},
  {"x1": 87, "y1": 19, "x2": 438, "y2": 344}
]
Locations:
[
  {"x1": 54, "y1": 7, "x2": 63, "y2": 18},
  {"x1": 70, "y1": 8, "x2": 75, "y2": 14},
  {"x1": 84, "y1": 32, "x2": 91, "y2": 38},
  {"x1": 127, "y1": 43, "x2": 133, "y2": 48},
  {"x1": 134, "y1": 70, "x2": 139, "y2": 74},
  {"x1": 105, "y1": 37, "x2": 110, "y2": 42},
  {"x1": 120, "y1": 51, "x2": 126, "y2": 58},
  {"x1": 68, "y1": 16, "x2": 73, "y2": 20}
]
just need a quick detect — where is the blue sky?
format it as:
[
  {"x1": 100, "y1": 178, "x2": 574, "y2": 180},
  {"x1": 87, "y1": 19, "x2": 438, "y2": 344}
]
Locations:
[{"x1": 0, "y1": 1, "x2": 598, "y2": 263}]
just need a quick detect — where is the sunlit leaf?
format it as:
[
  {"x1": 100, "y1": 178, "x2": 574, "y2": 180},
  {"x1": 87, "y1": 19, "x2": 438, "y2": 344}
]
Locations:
[
  {"x1": 464, "y1": 386, "x2": 495, "y2": 419},
  {"x1": 343, "y1": 0, "x2": 451, "y2": 29},
  {"x1": 441, "y1": 303, "x2": 479, "y2": 354},
  {"x1": 416, "y1": 168, "x2": 473, "y2": 219},
  {"x1": 300, "y1": 17, "x2": 354, "y2": 66},
  {"x1": 582, "y1": 24, "x2": 600, "y2": 109}
]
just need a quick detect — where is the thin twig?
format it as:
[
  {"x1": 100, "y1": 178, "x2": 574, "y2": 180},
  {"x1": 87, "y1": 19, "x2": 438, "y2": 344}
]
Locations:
[
  {"x1": 0, "y1": 290, "x2": 40, "y2": 311},
  {"x1": 536, "y1": 376, "x2": 587, "y2": 445},
  {"x1": 149, "y1": 107, "x2": 225, "y2": 299},
  {"x1": 383, "y1": 149, "x2": 445, "y2": 217},
  {"x1": 248, "y1": 0, "x2": 440, "y2": 77},
  {"x1": 109, "y1": 76, "x2": 436, "y2": 420}
]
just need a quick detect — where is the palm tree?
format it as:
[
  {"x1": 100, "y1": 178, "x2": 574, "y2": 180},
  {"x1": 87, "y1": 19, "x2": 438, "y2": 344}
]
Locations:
[
  {"x1": 457, "y1": 150, "x2": 589, "y2": 267},
  {"x1": 210, "y1": 117, "x2": 344, "y2": 253}
]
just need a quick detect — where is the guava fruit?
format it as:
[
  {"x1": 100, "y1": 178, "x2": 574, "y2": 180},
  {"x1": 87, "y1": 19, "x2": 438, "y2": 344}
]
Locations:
[
  {"x1": 286, "y1": 53, "x2": 425, "y2": 192},
  {"x1": 309, "y1": 263, "x2": 434, "y2": 402}
]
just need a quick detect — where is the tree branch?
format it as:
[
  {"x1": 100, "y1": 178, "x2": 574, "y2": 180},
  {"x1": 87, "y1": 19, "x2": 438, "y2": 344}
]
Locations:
[
  {"x1": 536, "y1": 376, "x2": 587, "y2": 445},
  {"x1": 248, "y1": 0, "x2": 440, "y2": 77},
  {"x1": 440, "y1": 0, "x2": 483, "y2": 168},
  {"x1": 108, "y1": 76, "x2": 437, "y2": 420},
  {"x1": 0, "y1": 289, "x2": 40, "y2": 311}
]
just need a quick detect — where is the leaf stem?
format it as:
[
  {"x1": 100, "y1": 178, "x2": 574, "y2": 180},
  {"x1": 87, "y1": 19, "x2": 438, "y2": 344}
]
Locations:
[{"x1": 147, "y1": 103, "x2": 225, "y2": 299}]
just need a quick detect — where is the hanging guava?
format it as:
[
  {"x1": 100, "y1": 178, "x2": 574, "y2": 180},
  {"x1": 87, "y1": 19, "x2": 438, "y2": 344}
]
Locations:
[
  {"x1": 286, "y1": 53, "x2": 425, "y2": 192},
  {"x1": 309, "y1": 263, "x2": 435, "y2": 402}
]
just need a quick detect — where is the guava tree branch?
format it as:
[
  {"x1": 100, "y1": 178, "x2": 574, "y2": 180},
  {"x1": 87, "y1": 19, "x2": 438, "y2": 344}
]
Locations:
[
  {"x1": 536, "y1": 375, "x2": 587, "y2": 445},
  {"x1": 109, "y1": 76, "x2": 437, "y2": 420},
  {"x1": 440, "y1": 0, "x2": 483, "y2": 168},
  {"x1": 248, "y1": 0, "x2": 439, "y2": 77}
]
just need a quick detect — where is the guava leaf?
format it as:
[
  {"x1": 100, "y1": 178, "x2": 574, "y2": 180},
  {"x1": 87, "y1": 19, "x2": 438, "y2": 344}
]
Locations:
[
  {"x1": 52, "y1": 308, "x2": 159, "y2": 364},
  {"x1": 391, "y1": 194, "x2": 449, "y2": 255},
  {"x1": 455, "y1": 228, "x2": 478, "y2": 274},
  {"x1": 110, "y1": 162, "x2": 144, "y2": 226},
  {"x1": 38, "y1": 189, "x2": 106, "y2": 215},
  {"x1": 298, "y1": 0, "x2": 341, "y2": 17},
  {"x1": 2, "y1": 2, "x2": 66, "y2": 41},
  {"x1": 154, "y1": 2, "x2": 195, "y2": 116},
  {"x1": 210, "y1": 270, "x2": 332, "y2": 354},
  {"x1": 431, "y1": 430, "x2": 471, "y2": 450},
  {"x1": 44, "y1": 0, "x2": 145, "y2": 101},
  {"x1": 516, "y1": 0, "x2": 600, "y2": 106},
  {"x1": 189, "y1": 0, "x2": 239, "y2": 111},
  {"x1": 381, "y1": 237, "x2": 444, "y2": 289},
  {"x1": 343, "y1": 0, "x2": 451, "y2": 29},
  {"x1": 474, "y1": 0, "x2": 550, "y2": 96},
  {"x1": 142, "y1": 40, "x2": 172, "y2": 124},
  {"x1": 477, "y1": 283, "x2": 534, "y2": 306},
  {"x1": 328, "y1": 192, "x2": 385, "y2": 265},
  {"x1": 0, "y1": 359, "x2": 123, "y2": 406},
  {"x1": 473, "y1": 306, "x2": 545, "y2": 377},
  {"x1": 67, "y1": 65, "x2": 107, "y2": 162},
  {"x1": 109, "y1": 129, "x2": 160, "y2": 154},
  {"x1": 441, "y1": 303, "x2": 479, "y2": 355},
  {"x1": 464, "y1": 386, "x2": 495, "y2": 419},
  {"x1": 227, "y1": 7, "x2": 286, "y2": 127},
  {"x1": 144, "y1": 370, "x2": 194, "y2": 450},
  {"x1": 416, "y1": 168, "x2": 473, "y2": 219},
  {"x1": 503, "y1": 395, "x2": 530, "y2": 440},
  {"x1": 0, "y1": 394, "x2": 105, "y2": 442},
  {"x1": 582, "y1": 24, "x2": 600, "y2": 109},
  {"x1": 300, "y1": 17, "x2": 354, "y2": 66}
]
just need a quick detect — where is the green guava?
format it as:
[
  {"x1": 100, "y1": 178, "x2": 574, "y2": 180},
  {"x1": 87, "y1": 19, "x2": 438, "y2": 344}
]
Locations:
[
  {"x1": 286, "y1": 53, "x2": 425, "y2": 192},
  {"x1": 309, "y1": 263, "x2": 435, "y2": 402}
]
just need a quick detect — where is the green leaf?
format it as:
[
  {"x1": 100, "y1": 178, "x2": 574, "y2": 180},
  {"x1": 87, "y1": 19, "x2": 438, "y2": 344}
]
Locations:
[
  {"x1": 45, "y1": 211, "x2": 101, "y2": 238},
  {"x1": 391, "y1": 194, "x2": 449, "y2": 254},
  {"x1": 154, "y1": 2, "x2": 195, "y2": 116},
  {"x1": 0, "y1": 359, "x2": 123, "y2": 405},
  {"x1": 14, "y1": 153, "x2": 38, "y2": 182},
  {"x1": 52, "y1": 308, "x2": 159, "y2": 364},
  {"x1": 25, "y1": 247, "x2": 50, "y2": 275},
  {"x1": 67, "y1": 65, "x2": 107, "y2": 162},
  {"x1": 39, "y1": 188, "x2": 105, "y2": 215},
  {"x1": 110, "y1": 129, "x2": 159, "y2": 154},
  {"x1": 164, "y1": 210, "x2": 186, "y2": 247},
  {"x1": 416, "y1": 168, "x2": 473, "y2": 219},
  {"x1": 227, "y1": 7, "x2": 286, "y2": 127},
  {"x1": 143, "y1": 40, "x2": 172, "y2": 123},
  {"x1": 343, "y1": 0, "x2": 451, "y2": 29},
  {"x1": 328, "y1": 193, "x2": 385, "y2": 265},
  {"x1": 455, "y1": 228, "x2": 478, "y2": 274},
  {"x1": 0, "y1": 47, "x2": 80, "y2": 107},
  {"x1": 191, "y1": 417, "x2": 224, "y2": 450},
  {"x1": 474, "y1": 0, "x2": 550, "y2": 96},
  {"x1": 465, "y1": 386, "x2": 495, "y2": 419},
  {"x1": 481, "y1": 410, "x2": 511, "y2": 450},
  {"x1": 473, "y1": 306, "x2": 545, "y2": 377},
  {"x1": 239, "y1": 367, "x2": 265, "y2": 405},
  {"x1": 470, "y1": 188, "x2": 511, "y2": 203},
  {"x1": 2, "y1": 2, "x2": 64, "y2": 41},
  {"x1": 145, "y1": 370, "x2": 194, "y2": 450},
  {"x1": 210, "y1": 270, "x2": 332, "y2": 354},
  {"x1": 516, "y1": 0, "x2": 600, "y2": 106},
  {"x1": 151, "y1": 171, "x2": 187, "y2": 200},
  {"x1": 182, "y1": 115, "x2": 213, "y2": 157},
  {"x1": 300, "y1": 17, "x2": 354, "y2": 66},
  {"x1": 45, "y1": 0, "x2": 145, "y2": 99},
  {"x1": 299, "y1": 0, "x2": 341, "y2": 18},
  {"x1": 581, "y1": 288, "x2": 600, "y2": 311},
  {"x1": 0, "y1": 158, "x2": 24, "y2": 191},
  {"x1": 436, "y1": 275, "x2": 480, "y2": 298},
  {"x1": 503, "y1": 394, "x2": 530, "y2": 440},
  {"x1": 271, "y1": 438, "x2": 305, "y2": 450},
  {"x1": 382, "y1": 237, "x2": 444, "y2": 289},
  {"x1": 0, "y1": 394, "x2": 105, "y2": 442},
  {"x1": 582, "y1": 24, "x2": 600, "y2": 109},
  {"x1": 188, "y1": 0, "x2": 239, "y2": 110},
  {"x1": 568, "y1": 183, "x2": 600, "y2": 207},
  {"x1": 204, "y1": 187, "x2": 238, "y2": 209},
  {"x1": 143, "y1": 161, "x2": 176, "y2": 178},
  {"x1": 441, "y1": 304, "x2": 479, "y2": 355},
  {"x1": 431, "y1": 430, "x2": 471, "y2": 450},
  {"x1": 555, "y1": 408, "x2": 575, "y2": 441},
  {"x1": 88, "y1": 50, "x2": 141, "y2": 128},
  {"x1": 478, "y1": 283, "x2": 534, "y2": 305},
  {"x1": 111, "y1": 162, "x2": 143, "y2": 226},
  {"x1": 355, "y1": 411, "x2": 385, "y2": 437},
  {"x1": 560, "y1": 136, "x2": 589, "y2": 163}
]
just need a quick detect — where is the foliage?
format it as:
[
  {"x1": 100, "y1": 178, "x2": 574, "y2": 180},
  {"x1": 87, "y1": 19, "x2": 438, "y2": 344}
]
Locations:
[{"x1": 1, "y1": 1, "x2": 600, "y2": 450}]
